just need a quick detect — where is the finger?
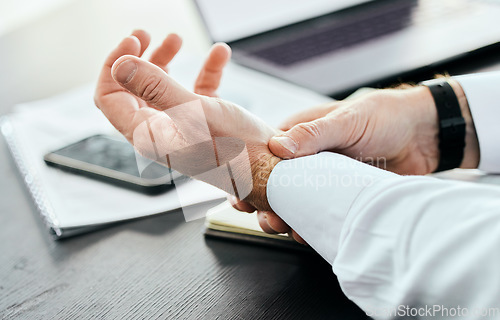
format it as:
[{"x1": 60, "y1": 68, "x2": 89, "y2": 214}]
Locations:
[
  {"x1": 95, "y1": 35, "x2": 142, "y2": 99},
  {"x1": 269, "y1": 115, "x2": 349, "y2": 159},
  {"x1": 257, "y1": 211, "x2": 277, "y2": 234},
  {"x1": 290, "y1": 230, "x2": 308, "y2": 245},
  {"x1": 265, "y1": 212, "x2": 291, "y2": 234},
  {"x1": 111, "y1": 55, "x2": 199, "y2": 110},
  {"x1": 227, "y1": 194, "x2": 239, "y2": 206},
  {"x1": 278, "y1": 103, "x2": 336, "y2": 131},
  {"x1": 149, "y1": 33, "x2": 182, "y2": 71},
  {"x1": 194, "y1": 42, "x2": 231, "y2": 97},
  {"x1": 227, "y1": 195, "x2": 255, "y2": 213},
  {"x1": 131, "y1": 29, "x2": 151, "y2": 57}
]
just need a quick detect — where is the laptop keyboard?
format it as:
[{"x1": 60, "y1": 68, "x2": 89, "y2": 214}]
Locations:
[{"x1": 250, "y1": 0, "x2": 471, "y2": 66}]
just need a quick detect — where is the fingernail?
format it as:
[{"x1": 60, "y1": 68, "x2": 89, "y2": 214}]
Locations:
[
  {"x1": 272, "y1": 136, "x2": 298, "y2": 154},
  {"x1": 115, "y1": 59, "x2": 137, "y2": 84}
]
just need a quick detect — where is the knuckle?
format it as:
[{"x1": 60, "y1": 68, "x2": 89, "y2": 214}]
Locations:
[
  {"x1": 139, "y1": 76, "x2": 166, "y2": 104},
  {"x1": 294, "y1": 122, "x2": 322, "y2": 139},
  {"x1": 195, "y1": 87, "x2": 214, "y2": 97}
]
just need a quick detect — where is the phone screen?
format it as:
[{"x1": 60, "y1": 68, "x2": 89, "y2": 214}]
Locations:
[{"x1": 44, "y1": 135, "x2": 180, "y2": 194}]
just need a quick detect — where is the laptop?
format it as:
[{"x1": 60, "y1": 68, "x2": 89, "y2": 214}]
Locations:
[{"x1": 194, "y1": 0, "x2": 500, "y2": 96}]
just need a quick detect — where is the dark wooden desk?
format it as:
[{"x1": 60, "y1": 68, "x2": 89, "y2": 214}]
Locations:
[
  {"x1": 0, "y1": 142, "x2": 367, "y2": 319},
  {"x1": 1, "y1": 14, "x2": 500, "y2": 318},
  {"x1": 0, "y1": 3, "x2": 370, "y2": 317}
]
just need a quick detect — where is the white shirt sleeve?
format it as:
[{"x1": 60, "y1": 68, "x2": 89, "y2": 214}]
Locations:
[
  {"x1": 267, "y1": 152, "x2": 500, "y2": 319},
  {"x1": 454, "y1": 71, "x2": 500, "y2": 173}
]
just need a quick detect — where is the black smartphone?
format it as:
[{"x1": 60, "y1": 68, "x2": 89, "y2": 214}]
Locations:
[{"x1": 44, "y1": 134, "x2": 182, "y2": 194}]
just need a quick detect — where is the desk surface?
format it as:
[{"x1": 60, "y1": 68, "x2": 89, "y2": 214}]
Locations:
[
  {"x1": 0, "y1": 162, "x2": 366, "y2": 319},
  {"x1": 2, "y1": 1, "x2": 500, "y2": 319}
]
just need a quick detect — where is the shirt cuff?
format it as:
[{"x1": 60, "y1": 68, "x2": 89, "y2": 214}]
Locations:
[
  {"x1": 454, "y1": 71, "x2": 500, "y2": 173},
  {"x1": 266, "y1": 152, "x2": 396, "y2": 264}
]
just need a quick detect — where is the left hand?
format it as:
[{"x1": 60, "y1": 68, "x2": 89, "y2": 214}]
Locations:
[
  {"x1": 94, "y1": 30, "x2": 281, "y2": 210},
  {"x1": 268, "y1": 83, "x2": 479, "y2": 175},
  {"x1": 95, "y1": 29, "x2": 231, "y2": 116}
]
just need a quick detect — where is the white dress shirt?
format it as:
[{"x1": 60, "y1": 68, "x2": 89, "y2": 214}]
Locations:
[{"x1": 266, "y1": 71, "x2": 500, "y2": 320}]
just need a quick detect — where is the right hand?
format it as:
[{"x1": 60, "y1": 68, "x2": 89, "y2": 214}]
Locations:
[
  {"x1": 230, "y1": 87, "x2": 442, "y2": 243},
  {"x1": 232, "y1": 83, "x2": 480, "y2": 243}
]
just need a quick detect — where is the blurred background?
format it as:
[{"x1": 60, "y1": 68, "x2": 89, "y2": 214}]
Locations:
[
  {"x1": 2, "y1": 0, "x2": 500, "y2": 109},
  {"x1": 0, "y1": 0, "x2": 210, "y2": 108}
]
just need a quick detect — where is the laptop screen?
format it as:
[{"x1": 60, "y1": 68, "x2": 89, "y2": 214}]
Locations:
[{"x1": 195, "y1": 0, "x2": 373, "y2": 43}]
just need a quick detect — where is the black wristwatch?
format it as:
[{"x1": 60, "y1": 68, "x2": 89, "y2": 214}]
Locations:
[{"x1": 420, "y1": 79, "x2": 466, "y2": 172}]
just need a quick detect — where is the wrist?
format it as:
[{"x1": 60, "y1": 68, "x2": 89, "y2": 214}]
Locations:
[
  {"x1": 246, "y1": 152, "x2": 281, "y2": 211},
  {"x1": 410, "y1": 85, "x2": 441, "y2": 172}
]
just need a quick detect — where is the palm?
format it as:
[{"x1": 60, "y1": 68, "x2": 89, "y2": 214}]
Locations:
[{"x1": 95, "y1": 30, "x2": 280, "y2": 210}]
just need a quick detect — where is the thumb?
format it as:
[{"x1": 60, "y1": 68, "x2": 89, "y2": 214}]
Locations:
[
  {"x1": 112, "y1": 55, "x2": 198, "y2": 110},
  {"x1": 269, "y1": 117, "x2": 346, "y2": 159}
]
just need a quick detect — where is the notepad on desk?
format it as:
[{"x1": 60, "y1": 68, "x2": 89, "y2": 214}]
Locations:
[{"x1": 204, "y1": 201, "x2": 312, "y2": 251}]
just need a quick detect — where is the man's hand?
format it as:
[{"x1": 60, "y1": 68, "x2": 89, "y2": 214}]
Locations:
[
  {"x1": 269, "y1": 84, "x2": 480, "y2": 175},
  {"x1": 231, "y1": 82, "x2": 480, "y2": 244},
  {"x1": 94, "y1": 30, "x2": 280, "y2": 210},
  {"x1": 227, "y1": 194, "x2": 307, "y2": 244}
]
